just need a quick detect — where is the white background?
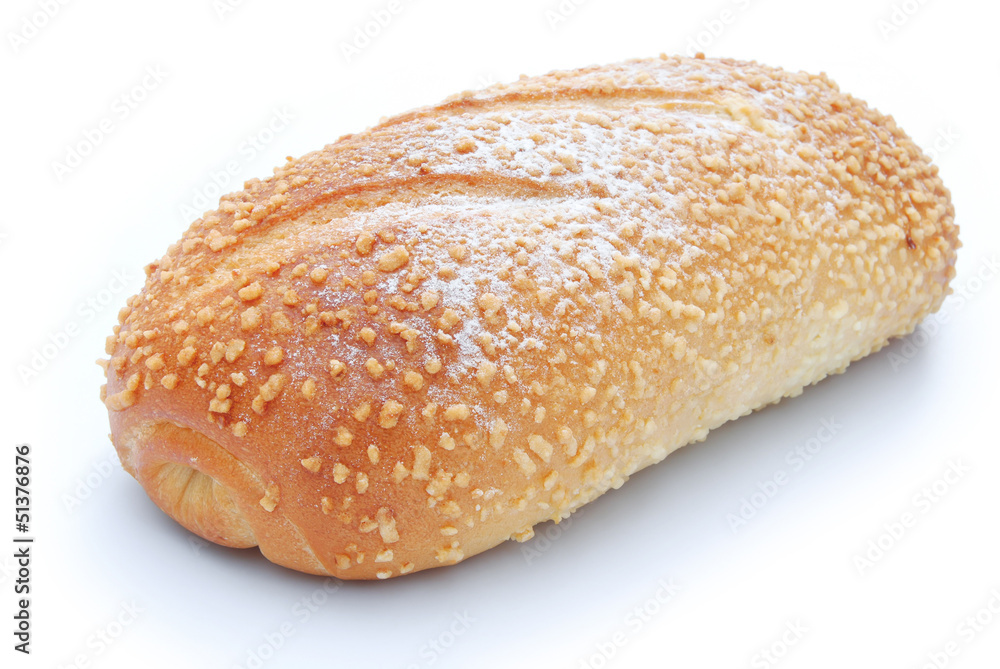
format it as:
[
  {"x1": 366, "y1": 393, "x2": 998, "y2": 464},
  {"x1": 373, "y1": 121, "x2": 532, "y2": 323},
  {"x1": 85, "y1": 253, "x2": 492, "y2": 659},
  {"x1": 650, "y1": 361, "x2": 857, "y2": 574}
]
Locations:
[{"x1": 2, "y1": 0, "x2": 998, "y2": 667}]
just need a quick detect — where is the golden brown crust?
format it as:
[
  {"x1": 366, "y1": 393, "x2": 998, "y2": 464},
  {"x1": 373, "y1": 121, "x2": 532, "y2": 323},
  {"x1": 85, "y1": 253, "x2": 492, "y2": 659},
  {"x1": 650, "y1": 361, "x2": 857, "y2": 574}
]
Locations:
[{"x1": 101, "y1": 54, "x2": 958, "y2": 579}]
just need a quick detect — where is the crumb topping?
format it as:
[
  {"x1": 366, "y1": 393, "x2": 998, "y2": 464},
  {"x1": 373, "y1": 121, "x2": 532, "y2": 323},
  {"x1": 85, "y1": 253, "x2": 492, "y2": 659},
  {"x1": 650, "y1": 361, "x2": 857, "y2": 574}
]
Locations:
[{"x1": 102, "y1": 54, "x2": 957, "y2": 580}]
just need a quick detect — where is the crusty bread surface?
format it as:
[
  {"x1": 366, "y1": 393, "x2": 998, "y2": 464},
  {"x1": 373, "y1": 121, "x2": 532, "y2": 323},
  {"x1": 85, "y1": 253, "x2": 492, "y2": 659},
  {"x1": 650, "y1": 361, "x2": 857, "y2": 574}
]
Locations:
[{"x1": 101, "y1": 54, "x2": 958, "y2": 579}]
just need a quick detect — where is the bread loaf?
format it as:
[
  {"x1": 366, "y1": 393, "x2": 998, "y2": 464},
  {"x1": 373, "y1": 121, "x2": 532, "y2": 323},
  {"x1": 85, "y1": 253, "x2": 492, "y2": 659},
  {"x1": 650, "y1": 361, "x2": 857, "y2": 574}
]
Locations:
[{"x1": 100, "y1": 54, "x2": 958, "y2": 579}]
